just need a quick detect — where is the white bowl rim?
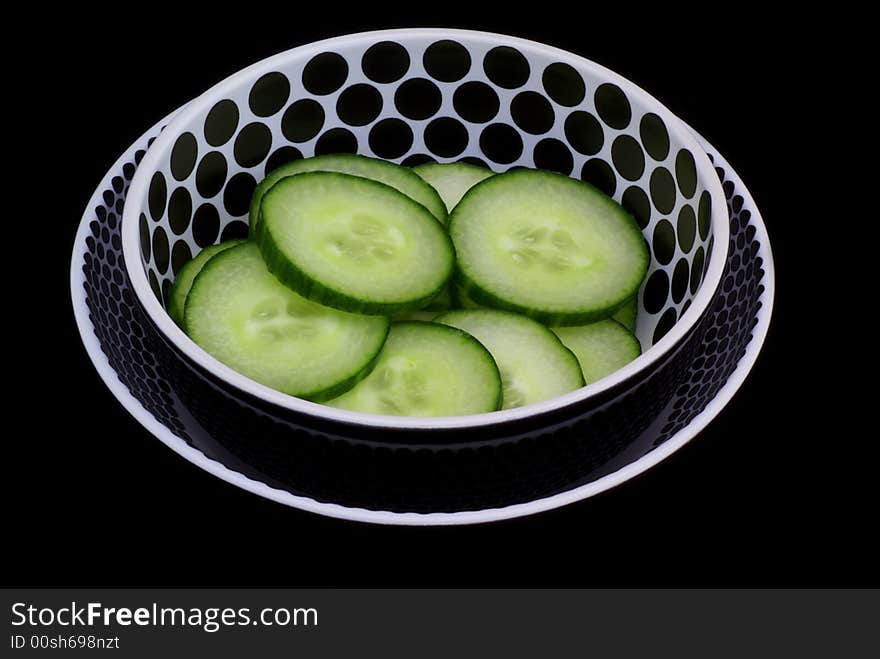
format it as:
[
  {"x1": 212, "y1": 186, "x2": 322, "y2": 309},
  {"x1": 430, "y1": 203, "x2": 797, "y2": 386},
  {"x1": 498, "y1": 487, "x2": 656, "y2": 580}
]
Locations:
[{"x1": 121, "y1": 27, "x2": 730, "y2": 431}]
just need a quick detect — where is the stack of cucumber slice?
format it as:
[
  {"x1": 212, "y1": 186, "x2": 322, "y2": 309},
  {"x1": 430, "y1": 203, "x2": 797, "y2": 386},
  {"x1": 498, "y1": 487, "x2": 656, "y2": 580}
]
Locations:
[{"x1": 168, "y1": 154, "x2": 648, "y2": 417}]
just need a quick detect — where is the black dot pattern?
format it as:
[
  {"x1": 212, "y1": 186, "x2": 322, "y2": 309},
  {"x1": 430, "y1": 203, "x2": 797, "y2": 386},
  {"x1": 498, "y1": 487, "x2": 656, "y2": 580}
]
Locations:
[
  {"x1": 511, "y1": 91, "x2": 554, "y2": 134},
  {"x1": 533, "y1": 139, "x2": 573, "y2": 175},
  {"x1": 480, "y1": 124, "x2": 523, "y2": 164},
  {"x1": 423, "y1": 40, "x2": 471, "y2": 82},
  {"x1": 394, "y1": 78, "x2": 441, "y2": 120},
  {"x1": 249, "y1": 72, "x2": 290, "y2": 117},
  {"x1": 233, "y1": 122, "x2": 272, "y2": 168},
  {"x1": 651, "y1": 158, "x2": 767, "y2": 448},
  {"x1": 265, "y1": 146, "x2": 303, "y2": 175},
  {"x1": 595, "y1": 83, "x2": 631, "y2": 129},
  {"x1": 302, "y1": 53, "x2": 348, "y2": 95},
  {"x1": 369, "y1": 119, "x2": 413, "y2": 159},
  {"x1": 639, "y1": 113, "x2": 669, "y2": 161},
  {"x1": 565, "y1": 111, "x2": 604, "y2": 156},
  {"x1": 454, "y1": 82, "x2": 499, "y2": 123},
  {"x1": 167, "y1": 187, "x2": 192, "y2": 235},
  {"x1": 424, "y1": 118, "x2": 469, "y2": 158},
  {"x1": 542, "y1": 62, "x2": 586, "y2": 107},
  {"x1": 281, "y1": 100, "x2": 324, "y2": 142},
  {"x1": 611, "y1": 135, "x2": 645, "y2": 181},
  {"x1": 204, "y1": 100, "x2": 239, "y2": 147},
  {"x1": 170, "y1": 133, "x2": 197, "y2": 181},
  {"x1": 362, "y1": 41, "x2": 410, "y2": 83},
  {"x1": 224, "y1": 172, "x2": 257, "y2": 217},
  {"x1": 580, "y1": 159, "x2": 616, "y2": 196},
  {"x1": 315, "y1": 128, "x2": 357, "y2": 155},
  {"x1": 195, "y1": 151, "x2": 227, "y2": 198},
  {"x1": 338, "y1": 84, "x2": 383, "y2": 126},
  {"x1": 484, "y1": 47, "x2": 530, "y2": 89}
]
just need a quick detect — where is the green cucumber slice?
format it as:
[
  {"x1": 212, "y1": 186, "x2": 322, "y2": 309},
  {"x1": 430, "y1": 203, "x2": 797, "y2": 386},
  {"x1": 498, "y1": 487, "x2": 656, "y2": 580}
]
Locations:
[
  {"x1": 167, "y1": 239, "x2": 244, "y2": 326},
  {"x1": 449, "y1": 169, "x2": 649, "y2": 325},
  {"x1": 392, "y1": 310, "x2": 438, "y2": 322},
  {"x1": 423, "y1": 285, "x2": 452, "y2": 312},
  {"x1": 611, "y1": 298, "x2": 638, "y2": 332},
  {"x1": 184, "y1": 242, "x2": 389, "y2": 402},
  {"x1": 257, "y1": 172, "x2": 455, "y2": 314},
  {"x1": 328, "y1": 321, "x2": 502, "y2": 416},
  {"x1": 413, "y1": 162, "x2": 494, "y2": 211},
  {"x1": 435, "y1": 309, "x2": 584, "y2": 409},
  {"x1": 250, "y1": 154, "x2": 447, "y2": 234},
  {"x1": 552, "y1": 319, "x2": 641, "y2": 384},
  {"x1": 450, "y1": 284, "x2": 486, "y2": 310}
]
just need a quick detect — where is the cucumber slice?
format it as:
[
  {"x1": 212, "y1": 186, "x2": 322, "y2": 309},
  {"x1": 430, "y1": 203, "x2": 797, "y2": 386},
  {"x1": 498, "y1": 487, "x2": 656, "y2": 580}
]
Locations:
[
  {"x1": 423, "y1": 285, "x2": 452, "y2": 312},
  {"x1": 449, "y1": 170, "x2": 649, "y2": 325},
  {"x1": 435, "y1": 309, "x2": 584, "y2": 409},
  {"x1": 250, "y1": 154, "x2": 447, "y2": 233},
  {"x1": 552, "y1": 319, "x2": 641, "y2": 384},
  {"x1": 167, "y1": 239, "x2": 244, "y2": 326},
  {"x1": 257, "y1": 172, "x2": 455, "y2": 315},
  {"x1": 611, "y1": 298, "x2": 638, "y2": 332},
  {"x1": 184, "y1": 242, "x2": 389, "y2": 402},
  {"x1": 413, "y1": 162, "x2": 494, "y2": 212},
  {"x1": 328, "y1": 322, "x2": 502, "y2": 416},
  {"x1": 392, "y1": 310, "x2": 438, "y2": 322},
  {"x1": 450, "y1": 283, "x2": 485, "y2": 310}
]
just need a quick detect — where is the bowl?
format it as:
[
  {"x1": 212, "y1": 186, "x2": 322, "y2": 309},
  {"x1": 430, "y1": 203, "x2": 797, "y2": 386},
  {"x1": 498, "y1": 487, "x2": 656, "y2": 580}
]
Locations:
[{"x1": 121, "y1": 28, "x2": 729, "y2": 512}]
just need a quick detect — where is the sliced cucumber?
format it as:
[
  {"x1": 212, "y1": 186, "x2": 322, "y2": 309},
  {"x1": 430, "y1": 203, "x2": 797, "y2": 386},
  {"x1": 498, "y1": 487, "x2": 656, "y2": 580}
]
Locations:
[
  {"x1": 250, "y1": 154, "x2": 447, "y2": 233},
  {"x1": 184, "y1": 242, "x2": 389, "y2": 402},
  {"x1": 450, "y1": 283, "x2": 485, "y2": 310},
  {"x1": 413, "y1": 162, "x2": 494, "y2": 212},
  {"x1": 552, "y1": 320, "x2": 641, "y2": 384},
  {"x1": 257, "y1": 172, "x2": 454, "y2": 314},
  {"x1": 392, "y1": 310, "x2": 438, "y2": 322},
  {"x1": 167, "y1": 239, "x2": 244, "y2": 326},
  {"x1": 423, "y1": 285, "x2": 453, "y2": 312},
  {"x1": 328, "y1": 322, "x2": 502, "y2": 416},
  {"x1": 611, "y1": 298, "x2": 638, "y2": 332},
  {"x1": 449, "y1": 170, "x2": 649, "y2": 325},
  {"x1": 435, "y1": 309, "x2": 584, "y2": 409}
]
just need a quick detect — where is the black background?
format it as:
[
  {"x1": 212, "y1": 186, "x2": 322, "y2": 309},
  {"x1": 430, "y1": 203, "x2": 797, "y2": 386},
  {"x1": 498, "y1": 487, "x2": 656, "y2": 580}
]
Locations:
[{"x1": 10, "y1": 9, "x2": 873, "y2": 586}]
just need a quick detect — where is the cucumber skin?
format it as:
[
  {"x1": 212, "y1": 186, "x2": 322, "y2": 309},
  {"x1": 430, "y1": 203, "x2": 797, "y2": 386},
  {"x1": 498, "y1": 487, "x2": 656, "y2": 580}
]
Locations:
[
  {"x1": 167, "y1": 239, "x2": 245, "y2": 327},
  {"x1": 249, "y1": 154, "x2": 447, "y2": 236},
  {"x1": 435, "y1": 309, "x2": 586, "y2": 403},
  {"x1": 448, "y1": 169, "x2": 650, "y2": 326},
  {"x1": 552, "y1": 318, "x2": 641, "y2": 384},
  {"x1": 452, "y1": 270, "x2": 639, "y2": 326},
  {"x1": 328, "y1": 321, "x2": 503, "y2": 415},
  {"x1": 256, "y1": 173, "x2": 456, "y2": 315},
  {"x1": 183, "y1": 243, "x2": 390, "y2": 403},
  {"x1": 302, "y1": 327, "x2": 389, "y2": 402},
  {"x1": 612, "y1": 298, "x2": 638, "y2": 332}
]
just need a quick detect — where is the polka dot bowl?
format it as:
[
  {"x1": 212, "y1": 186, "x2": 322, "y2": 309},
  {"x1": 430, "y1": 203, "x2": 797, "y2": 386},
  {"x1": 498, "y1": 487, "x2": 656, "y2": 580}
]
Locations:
[{"x1": 119, "y1": 29, "x2": 730, "y2": 512}]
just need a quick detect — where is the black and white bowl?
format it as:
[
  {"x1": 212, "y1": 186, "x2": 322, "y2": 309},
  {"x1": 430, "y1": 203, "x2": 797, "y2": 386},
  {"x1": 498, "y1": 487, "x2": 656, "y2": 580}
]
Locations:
[{"x1": 85, "y1": 29, "x2": 748, "y2": 517}]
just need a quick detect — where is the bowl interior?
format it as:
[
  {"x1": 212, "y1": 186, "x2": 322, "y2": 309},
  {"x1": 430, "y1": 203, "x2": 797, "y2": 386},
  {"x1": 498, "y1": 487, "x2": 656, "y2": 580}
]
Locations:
[{"x1": 123, "y1": 29, "x2": 727, "y2": 424}]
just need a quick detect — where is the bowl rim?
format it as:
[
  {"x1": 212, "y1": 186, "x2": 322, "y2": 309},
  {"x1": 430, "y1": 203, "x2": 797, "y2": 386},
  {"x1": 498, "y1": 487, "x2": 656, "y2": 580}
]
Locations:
[{"x1": 121, "y1": 27, "x2": 730, "y2": 430}]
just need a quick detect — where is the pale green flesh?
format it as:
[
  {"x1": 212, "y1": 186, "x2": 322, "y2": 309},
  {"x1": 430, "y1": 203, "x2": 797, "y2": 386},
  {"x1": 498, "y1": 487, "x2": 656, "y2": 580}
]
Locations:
[
  {"x1": 261, "y1": 173, "x2": 453, "y2": 304},
  {"x1": 251, "y1": 154, "x2": 446, "y2": 229},
  {"x1": 184, "y1": 243, "x2": 389, "y2": 401},
  {"x1": 612, "y1": 298, "x2": 638, "y2": 332},
  {"x1": 328, "y1": 322, "x2": 501, "y2": 416},
  {"x1": 413, "y1": 162, "x2": 494, "y2": 212},
  {"x1": 435, "y1": 310, "x2": 584, "y2": 409},
  {"x1": 451, "y1": 171, "x2": 647, "y2": 315},
  {"x1": 167, "y1": 240, "x2": 243, "y2": 326},
  {"x1": 552, "y1": 320, "x2": 642, "y2": 384}
]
